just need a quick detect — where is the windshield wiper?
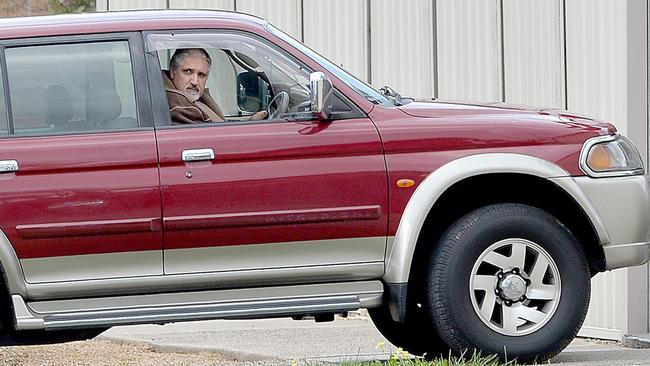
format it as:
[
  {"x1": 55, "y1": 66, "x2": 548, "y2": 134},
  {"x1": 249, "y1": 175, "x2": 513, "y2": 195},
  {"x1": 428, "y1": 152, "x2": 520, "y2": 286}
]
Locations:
[{"x1": 379, "y1": 85, "x2": 414, "y2": 106}]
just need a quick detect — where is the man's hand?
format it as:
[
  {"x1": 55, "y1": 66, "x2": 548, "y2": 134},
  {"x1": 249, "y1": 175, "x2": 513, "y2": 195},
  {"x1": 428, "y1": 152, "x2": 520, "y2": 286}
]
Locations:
[{"x1": 251, "y1": 110, "x2": 269, "y2": 120}]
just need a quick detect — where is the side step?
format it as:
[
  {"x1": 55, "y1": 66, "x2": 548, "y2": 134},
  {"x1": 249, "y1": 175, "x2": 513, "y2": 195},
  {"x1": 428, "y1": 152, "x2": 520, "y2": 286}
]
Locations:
[{"x1": 14, "y1": 281, "x2": 383, "y2": 330}]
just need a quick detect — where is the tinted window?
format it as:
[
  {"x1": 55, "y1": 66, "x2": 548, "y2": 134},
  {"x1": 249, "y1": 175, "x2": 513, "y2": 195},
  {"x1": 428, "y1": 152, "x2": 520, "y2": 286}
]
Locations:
[{"x1": 5, "y1": 41, "x2": 138, "y2": 135}]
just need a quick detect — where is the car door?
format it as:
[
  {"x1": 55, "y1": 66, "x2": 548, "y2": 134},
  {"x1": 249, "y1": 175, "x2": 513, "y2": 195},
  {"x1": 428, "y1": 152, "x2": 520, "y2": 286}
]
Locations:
[
  {"x1": 0, "y1": 33, "x2": 162, "y2": 284},
  {"x1": 147, "y1": 31, "x2": 387, "y2": 285}
]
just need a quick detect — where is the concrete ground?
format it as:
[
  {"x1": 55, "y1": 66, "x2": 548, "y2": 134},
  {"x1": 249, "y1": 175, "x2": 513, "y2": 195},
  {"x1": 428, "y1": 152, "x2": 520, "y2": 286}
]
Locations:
[{"x1": 100, "y1": 315, "x2": 650, "y2": 365}]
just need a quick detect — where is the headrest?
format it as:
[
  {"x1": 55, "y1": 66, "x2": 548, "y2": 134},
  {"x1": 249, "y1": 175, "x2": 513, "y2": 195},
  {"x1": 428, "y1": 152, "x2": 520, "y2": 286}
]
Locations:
[
  {"x1": 42, "y1": 84, "x2": 73, "y2": 126},
  {"x1": 86, "y1": 89, "x2": 122, "y2": 126}
]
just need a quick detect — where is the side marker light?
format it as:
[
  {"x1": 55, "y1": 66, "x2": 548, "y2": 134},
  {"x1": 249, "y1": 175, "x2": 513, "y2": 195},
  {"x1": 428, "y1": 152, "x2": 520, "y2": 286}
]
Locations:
[{"x1": 396, "y1": 179, "x2": 415, "y2": 188}]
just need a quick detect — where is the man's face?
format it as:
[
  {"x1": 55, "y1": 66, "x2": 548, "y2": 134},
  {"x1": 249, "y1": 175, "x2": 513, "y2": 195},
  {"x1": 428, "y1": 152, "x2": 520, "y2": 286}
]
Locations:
[{"x1": 170, "y1": 52, "x2": 210, "y2": 102}]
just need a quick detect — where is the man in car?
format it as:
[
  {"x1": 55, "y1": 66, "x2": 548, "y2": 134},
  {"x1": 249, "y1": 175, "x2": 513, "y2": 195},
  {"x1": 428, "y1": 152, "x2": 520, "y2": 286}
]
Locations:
[{"x1": 163, "y1": 48, "x2": 267, "y2": 124}]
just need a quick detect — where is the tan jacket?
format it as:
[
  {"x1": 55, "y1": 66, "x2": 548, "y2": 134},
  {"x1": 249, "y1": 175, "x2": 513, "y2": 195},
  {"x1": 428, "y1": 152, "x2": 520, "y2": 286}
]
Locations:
[{"x1": 163, "y1": 71, "x2": 225, "y2": 124}]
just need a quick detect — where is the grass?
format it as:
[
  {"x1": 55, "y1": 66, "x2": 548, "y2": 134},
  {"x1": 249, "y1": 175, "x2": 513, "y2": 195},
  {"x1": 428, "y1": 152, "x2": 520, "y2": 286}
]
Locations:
[
  {"x1": 292, "y1": 347, "x2": 519, "y2": 366},
  {"x1": 337, "y1": 352, "x2": 516, "y2": 366}
]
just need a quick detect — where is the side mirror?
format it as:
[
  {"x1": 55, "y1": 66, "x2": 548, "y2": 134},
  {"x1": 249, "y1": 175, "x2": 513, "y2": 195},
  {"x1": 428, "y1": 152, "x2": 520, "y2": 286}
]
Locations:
[
  {"x1": 310, "y1": 71, "x2": 333, "y2": 120},
  {"x1": 237, "y1": 71, "x2": 269, "y2": 113}
]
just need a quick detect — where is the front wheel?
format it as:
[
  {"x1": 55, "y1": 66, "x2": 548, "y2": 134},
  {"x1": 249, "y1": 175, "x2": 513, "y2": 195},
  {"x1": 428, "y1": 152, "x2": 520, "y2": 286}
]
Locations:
[{"x1": 427, "y1": 203, "x2": 590, "y2": 363}]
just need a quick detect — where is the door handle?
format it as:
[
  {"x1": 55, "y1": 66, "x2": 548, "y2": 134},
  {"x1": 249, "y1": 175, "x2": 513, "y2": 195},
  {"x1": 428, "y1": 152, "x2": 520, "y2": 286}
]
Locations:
[
  {"x1": 182, "y1": 148, "x2": 215, "y2": 162},
  {"x1": 0, "y1": 160, "x2": 19, "y2": 173}
]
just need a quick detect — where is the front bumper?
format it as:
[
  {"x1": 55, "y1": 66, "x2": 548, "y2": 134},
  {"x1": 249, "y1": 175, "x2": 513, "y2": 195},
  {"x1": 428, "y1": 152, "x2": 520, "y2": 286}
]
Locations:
[{"x1": 560, "y1": 175, "x2": 650, "y2": 270}]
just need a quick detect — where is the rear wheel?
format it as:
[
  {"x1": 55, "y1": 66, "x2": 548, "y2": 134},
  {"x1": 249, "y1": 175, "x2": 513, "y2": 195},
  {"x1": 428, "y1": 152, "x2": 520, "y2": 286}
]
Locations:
[{"x1": 427, "y1": 203, "x2": 590, "y2": 363}]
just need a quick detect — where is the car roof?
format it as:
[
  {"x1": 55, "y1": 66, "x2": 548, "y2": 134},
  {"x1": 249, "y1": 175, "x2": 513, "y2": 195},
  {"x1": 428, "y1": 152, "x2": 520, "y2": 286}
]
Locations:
[{"x1": 0, "y1": 10, "x2": 268, "y2": 40}]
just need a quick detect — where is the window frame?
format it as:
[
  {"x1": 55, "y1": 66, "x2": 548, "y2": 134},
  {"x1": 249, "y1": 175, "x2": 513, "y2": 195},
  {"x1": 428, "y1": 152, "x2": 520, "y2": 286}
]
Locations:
[
  {"x1": 0, "y1": 45, "x2": 11, "y2": 135},
  {"x1": 143, "y1": 29, "x2": 365, "y2": 129},
  {"x1": 0, "y1": 32, "x2": 153, "y2": 138}
]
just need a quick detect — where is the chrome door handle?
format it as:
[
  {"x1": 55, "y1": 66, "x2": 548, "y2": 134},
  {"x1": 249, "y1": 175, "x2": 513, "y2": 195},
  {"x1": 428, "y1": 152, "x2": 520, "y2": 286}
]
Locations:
[
  {"x1": 0, "y1": 160, "x2": 19, "y2": 173},
  {"x1": 182, "y1": 148, "x2": 215, "y2": 162}
]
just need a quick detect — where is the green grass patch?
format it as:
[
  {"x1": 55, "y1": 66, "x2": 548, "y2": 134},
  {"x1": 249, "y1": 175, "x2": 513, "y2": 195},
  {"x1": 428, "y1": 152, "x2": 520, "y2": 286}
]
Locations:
[
  {"x1": 292, "y1": 348, "x2": 519, "y2": 366},
  {"x1": 337, "y1": 352, "x2": 516, "y2": 366}
]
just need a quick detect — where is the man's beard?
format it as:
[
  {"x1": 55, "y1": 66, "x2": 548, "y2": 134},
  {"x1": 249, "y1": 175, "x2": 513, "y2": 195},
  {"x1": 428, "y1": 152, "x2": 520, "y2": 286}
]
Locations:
[{"x1": 185, "y1": 88, "x2": 201, "y2": 102}]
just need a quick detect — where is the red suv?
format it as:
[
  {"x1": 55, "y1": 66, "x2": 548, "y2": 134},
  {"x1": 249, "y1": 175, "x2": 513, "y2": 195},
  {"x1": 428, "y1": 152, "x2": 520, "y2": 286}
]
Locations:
[{"x1": 0, "y1": 10, "x2": 647, "y2": 363}]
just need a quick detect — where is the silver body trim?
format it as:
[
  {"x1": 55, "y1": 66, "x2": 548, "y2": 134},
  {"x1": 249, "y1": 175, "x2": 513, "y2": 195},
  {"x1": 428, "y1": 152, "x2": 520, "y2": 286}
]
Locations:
[
  {"x1": 165, "y1": 237, "x2": 386, "y2": 274},
  {"x1": 0, "y1": 230, "x2": 27, "y2": 296},
  {"x1": 22, "y1": 251, "x2": 162, "y2": 283},
  {"x1": 570, "y1": 175, "x2": 650, "y2": 269},
  {"x1": 15, "y1": 281, "x2": 383, "y2": 330},
  {"x1": 24, "y1": 262, "x2": 383, "y2": 300},
  {"x1": 384, "y1": 153, "x2": 610, "y2": 283}
]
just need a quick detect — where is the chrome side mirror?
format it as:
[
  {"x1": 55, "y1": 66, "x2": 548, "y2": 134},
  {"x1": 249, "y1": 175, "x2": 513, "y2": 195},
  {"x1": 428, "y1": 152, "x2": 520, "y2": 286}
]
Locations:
[{"x1": 309, "y1": 71, "x2": 333, "y2": 120}]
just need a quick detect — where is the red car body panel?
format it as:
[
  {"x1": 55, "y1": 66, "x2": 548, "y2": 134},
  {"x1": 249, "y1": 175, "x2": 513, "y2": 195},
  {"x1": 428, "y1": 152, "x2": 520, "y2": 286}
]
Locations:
[
  {"x1": 0, "y1": 131, "x2": 162, "y2": 259},
  {"x1": 369, "y1": 104, "x2": 609, "y2": 236},
  {"x1": 156, "y1": 118, "x2": 387, "y2": 252}
]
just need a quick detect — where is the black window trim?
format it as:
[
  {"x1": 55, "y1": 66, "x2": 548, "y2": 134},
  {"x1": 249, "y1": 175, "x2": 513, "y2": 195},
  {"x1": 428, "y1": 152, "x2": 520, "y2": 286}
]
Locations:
[
  {"x1": 0, "y1": 45, "x2": 13, "y2": 135},
  {"x1": 143, "y1": 28, "x2": 366, "y2": 130},
  {"x1": 0, "y1": 32, "x2": 154, "y2": 138}
]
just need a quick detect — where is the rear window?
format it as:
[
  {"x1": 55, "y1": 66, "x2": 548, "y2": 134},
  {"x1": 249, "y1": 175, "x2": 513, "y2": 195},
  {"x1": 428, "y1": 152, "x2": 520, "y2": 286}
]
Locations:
[{"x1": 5, "y1": 41, "x2": 139, "y2": 136}]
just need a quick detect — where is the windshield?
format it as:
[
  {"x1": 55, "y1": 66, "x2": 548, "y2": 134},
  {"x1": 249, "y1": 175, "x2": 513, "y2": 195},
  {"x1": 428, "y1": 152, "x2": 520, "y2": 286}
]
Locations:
[{"x1": 266, "y1": 24, "x2": 388, "y2": 105}]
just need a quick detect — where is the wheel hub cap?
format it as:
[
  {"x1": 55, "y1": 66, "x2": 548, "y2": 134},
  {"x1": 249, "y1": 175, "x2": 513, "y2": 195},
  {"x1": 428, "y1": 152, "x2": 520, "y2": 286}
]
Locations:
[
  {"x1": 469, "y1": 238, "x2": 561, "y2": 336},
  {"x1": 499, "y1": 273, "x2": 527, "y2": 301}
]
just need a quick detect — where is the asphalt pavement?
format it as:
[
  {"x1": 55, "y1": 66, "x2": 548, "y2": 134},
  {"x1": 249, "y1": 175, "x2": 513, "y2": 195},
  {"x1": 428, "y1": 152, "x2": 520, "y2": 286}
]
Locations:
[{"x1": 99, "y1": 314, "x2": 650, "y2": 365}]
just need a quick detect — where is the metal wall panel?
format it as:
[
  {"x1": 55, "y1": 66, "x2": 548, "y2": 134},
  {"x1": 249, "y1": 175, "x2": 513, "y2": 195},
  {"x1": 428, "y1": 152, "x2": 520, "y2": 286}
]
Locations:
[
  {"x1": 503, "y1": 0, "x2": 565, "y2": 108},
  {"x1": 370, "y1": 0, "x2": 435, "y2": 99},
  {"x1": 579, "y1": 269, "x2": 628, "y2": 340},
  {"x1": 169, "y1": 0, "x2": 234, "y2": 10},
  {"x1": 436, "y1": 0, "x2": 502, "y2": 102},
  {"x1": 236, "y1": 0, "x2": 303, "y2": 40},
  {"x1": 566, "y1": 1, "x2": 629, "y2": 338},
  {"x1": 106, "y1": 0, "x2": 166, "y2": 10},
  {"x1": 302, "y1": 0, "x2": 369, "y2": 82},
  {"x1": 566, "y1": 0, "x2": 628, "y2": 134},
  {"x1": 97, "y1": 0, "x2": 108, "y2": 11}
]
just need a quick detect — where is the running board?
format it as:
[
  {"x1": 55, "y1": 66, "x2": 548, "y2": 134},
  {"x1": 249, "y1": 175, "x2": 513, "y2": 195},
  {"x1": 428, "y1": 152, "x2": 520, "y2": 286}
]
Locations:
[{"x1": 13, "y1": 281, "x2": 383, "y2": 330}]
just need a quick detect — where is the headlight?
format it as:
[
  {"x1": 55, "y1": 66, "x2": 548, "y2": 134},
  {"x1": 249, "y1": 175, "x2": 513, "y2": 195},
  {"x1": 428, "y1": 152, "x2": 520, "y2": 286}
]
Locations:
[{"x1": 580, "y1": 135, "x2": 644, "y2": 177}]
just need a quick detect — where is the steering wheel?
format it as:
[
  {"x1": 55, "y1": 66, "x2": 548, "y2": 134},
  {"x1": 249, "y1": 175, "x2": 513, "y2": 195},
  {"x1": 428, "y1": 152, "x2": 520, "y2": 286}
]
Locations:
[{"x1": 266, "y1": 91, "x2": 290, "y2": 119}]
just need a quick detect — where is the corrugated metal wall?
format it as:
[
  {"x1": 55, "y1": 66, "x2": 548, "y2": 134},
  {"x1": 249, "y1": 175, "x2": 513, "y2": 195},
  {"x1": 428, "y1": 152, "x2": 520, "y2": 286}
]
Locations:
[
  {"x1": 503, "y1": 0, "x2": 565, "y2": 108},
  {"x1": 302, "y1": 0, "x2": 369, "y2": 83},
  {"x1": 236, "y1": 0, "x2": 302, "y2": 39},
  {"x1": 370, "y1": 0, "x2": 436, "y2": 99},
  {"x1": 437, "y1": 0, "x2": 503, "y2": 102},
  {"x1": 103, "y1": 0, "x2": 647, "y2": 339}
]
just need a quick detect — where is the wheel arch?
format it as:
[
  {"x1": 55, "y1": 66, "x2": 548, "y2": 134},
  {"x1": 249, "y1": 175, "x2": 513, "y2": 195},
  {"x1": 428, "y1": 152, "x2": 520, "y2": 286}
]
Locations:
[
  {"x1": 383, "y1": 153, "x2": 608, "y2": 320},
  {"x1": 0, "y1": 229, "x2": 27, "y2": 297}
]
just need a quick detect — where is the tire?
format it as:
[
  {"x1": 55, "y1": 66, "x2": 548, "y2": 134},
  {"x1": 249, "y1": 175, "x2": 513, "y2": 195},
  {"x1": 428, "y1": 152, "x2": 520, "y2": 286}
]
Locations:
[
  {"x1": 369, "y1": 303, "x2": 449, "y2": 358},
  {"x1": 426, "y1": 203, "x2": 590, "y2": 363}
]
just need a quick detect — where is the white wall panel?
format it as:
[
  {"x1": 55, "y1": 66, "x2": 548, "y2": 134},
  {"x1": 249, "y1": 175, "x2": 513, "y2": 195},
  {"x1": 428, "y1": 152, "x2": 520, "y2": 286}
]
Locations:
[
  {"x1": 503, "y1": 0, "x2": 565, "y2": 108},
  {"x1": 106, "y1": 0, "x2": 166, "y2": 10},
  {"x1": 97, "y1": 0, "x2": 108, "y2": 11},
  {"x1": 370, "y1": 0, "x2": 435, "y2": 99},
  {"x1": 169, "y1": 0, "x2": 234, "y2": 10},
  {"x1": 437, "y1": 0, "x2": 502, "y2": 102},
  {"x1": 303, "y1": 0, "x2": 369, "y2": 82},
  {"x1": 236, "y1": 0, "x2": 302, "y2": 40},
  {"x1": 566, "y1": 0, "x2": 628, "y2": 134},
  {"x1": 579, "y1": 269, "x2": 628, "y2": 340}
]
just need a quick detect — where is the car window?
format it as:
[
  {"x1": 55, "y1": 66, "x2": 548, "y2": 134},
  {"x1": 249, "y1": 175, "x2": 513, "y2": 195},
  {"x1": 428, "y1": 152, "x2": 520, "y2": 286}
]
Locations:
[
  {"x1": 5, "y1": 41, "x2": 139, "y2": 136},
  {"x1": 150, "y1": 33, "x2": 313, "y2": 124}
]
